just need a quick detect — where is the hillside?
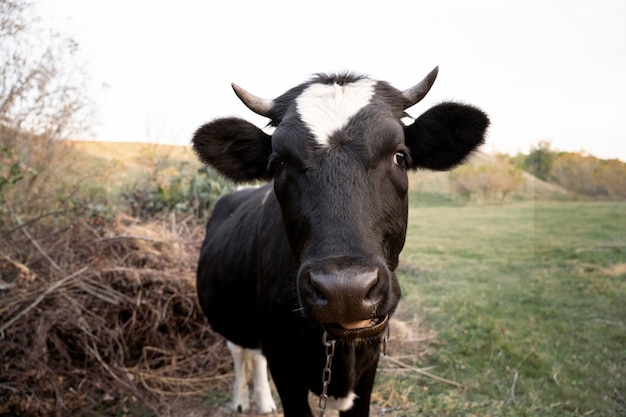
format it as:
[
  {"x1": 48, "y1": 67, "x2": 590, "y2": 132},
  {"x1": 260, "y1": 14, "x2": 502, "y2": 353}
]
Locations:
[
  {"x1": 70, "y1": 140, "x2": 195, "y2": 163},
  {"x1": 518, "y1": 171, "x2": 572, "y2": 200},
  {"x1": 409, "y1": 166, "x2": 573, "y2": 203},
  {"x1": 70, "y1": 140, "x2": 573, "y2": 202},
  {"x1": 67, "y1": 140, "x2": 203, "y2": 195},
  {"x1": 69, "y1": 140, "x2": 199, "y2": 173}
]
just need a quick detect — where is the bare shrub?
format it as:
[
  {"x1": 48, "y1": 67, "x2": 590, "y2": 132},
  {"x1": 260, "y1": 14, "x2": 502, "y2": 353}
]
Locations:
[
  {"x1": 0, "y1": 0, "x2": 92, "y2": 138},
  {"x1": 449, "y1": 155, "x2": 524, "y2": 204},
  {"x1": 1, "y1": 0, "x2": 95, "y2": 234}
]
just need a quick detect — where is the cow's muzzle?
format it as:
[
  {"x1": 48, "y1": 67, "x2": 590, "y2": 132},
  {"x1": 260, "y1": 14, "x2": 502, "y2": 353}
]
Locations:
[{"x1": 299, "y1": 257, "x2": 393, "y2": 340}]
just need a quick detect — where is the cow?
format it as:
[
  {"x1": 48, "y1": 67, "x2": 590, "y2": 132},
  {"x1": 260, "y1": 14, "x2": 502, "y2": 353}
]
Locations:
[{"x1": 192, "y1": 67, "x2": 489, "y2": 416}]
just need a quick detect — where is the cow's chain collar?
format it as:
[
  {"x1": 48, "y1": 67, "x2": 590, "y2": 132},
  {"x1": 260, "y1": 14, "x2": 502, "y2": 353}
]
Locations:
[
  {"x1": 318, "y1": 331, "x2": 336, "y2": 417},
  {"x1": 318, "y1": 326, "x2": 390, "y2": 417}
]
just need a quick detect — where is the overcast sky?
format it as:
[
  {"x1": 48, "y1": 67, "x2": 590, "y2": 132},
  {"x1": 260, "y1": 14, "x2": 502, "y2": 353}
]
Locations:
[{"x1": 38, "y1": 0, "x2": 626, "y2": 160}]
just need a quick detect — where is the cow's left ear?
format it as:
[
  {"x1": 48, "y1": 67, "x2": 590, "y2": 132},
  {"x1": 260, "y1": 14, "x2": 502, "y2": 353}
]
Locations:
[{"x1": 404, "y1": 102, "x2": 489, "y2": 171}]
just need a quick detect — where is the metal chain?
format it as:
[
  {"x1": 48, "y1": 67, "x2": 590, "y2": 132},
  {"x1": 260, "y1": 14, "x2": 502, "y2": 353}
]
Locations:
[
  {"x1": 319, "y1": 331, "x2": 336, "y2": 417},
  {"x1": 317, "y1": 326, "x2": 389, "y2": 416}
]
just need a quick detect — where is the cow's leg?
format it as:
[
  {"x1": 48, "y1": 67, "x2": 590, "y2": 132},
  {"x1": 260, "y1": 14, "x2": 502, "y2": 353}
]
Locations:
[
  {"x1": 267, "y1": 354, "x2": 313, "y2": 417},
  {"x1": 226, "y1": 341, "x2": 251, "y2": 412},
  {"x1": 250, "y1": 349, "x2": 277, "y2": 413}
]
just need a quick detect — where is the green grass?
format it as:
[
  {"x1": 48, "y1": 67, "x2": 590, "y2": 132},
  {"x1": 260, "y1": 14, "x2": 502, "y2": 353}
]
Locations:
[{"x1": 375, "y1": 197, "x2": 626, "y2": 416}]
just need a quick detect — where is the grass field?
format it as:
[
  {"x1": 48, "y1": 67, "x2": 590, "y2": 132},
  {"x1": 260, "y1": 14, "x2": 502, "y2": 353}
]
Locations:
[{"x1": 373, "y1": 197, "x2": 626, "y2": 416}]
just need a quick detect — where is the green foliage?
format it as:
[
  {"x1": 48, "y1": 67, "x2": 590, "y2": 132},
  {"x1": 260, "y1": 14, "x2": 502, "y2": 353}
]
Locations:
[
  {"x1": 0, "y1": 144, "x2": 23, "y2": 196},
  {"x1": 524, "y1": 140, "x2": 556, "y2": 181},
  {"x1": 188, "y1": 166, "x2": 235, "y2": 218},
  {"x1": 122, "y1": 164, "x2": 234, "y2": 220}
]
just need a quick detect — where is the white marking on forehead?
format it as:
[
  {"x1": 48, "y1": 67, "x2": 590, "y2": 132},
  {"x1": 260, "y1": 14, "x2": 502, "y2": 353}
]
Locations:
[{"x1": 296, "y1": 78, "x2": 377, "y2": 147}]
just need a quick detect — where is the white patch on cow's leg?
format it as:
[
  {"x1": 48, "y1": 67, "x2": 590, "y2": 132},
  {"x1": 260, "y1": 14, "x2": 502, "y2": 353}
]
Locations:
[
  {"x1": 250, "y1": 349, "x2": 277, "y2": 413},
  {"x1": 226, "y1": 343, "x2": 276, "y2": 414},
  {"x1": 297, "y1": 79, "x2": 376, "y2": 147},
  {"x1": 326, "y1": 391, "x2": 358, "y2": 411},
  {"x1": 226, "y1": 341, "x2": 250, "y2": 412}
]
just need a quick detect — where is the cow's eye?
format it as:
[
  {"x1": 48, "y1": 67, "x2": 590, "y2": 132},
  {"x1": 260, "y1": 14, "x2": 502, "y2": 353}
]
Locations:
[
  {"x1": 393, "y1": 151, "x2": 409, "y2": 169},
  {"x1": 268, "y1": 154, "x2": 285, "y2": 176}
]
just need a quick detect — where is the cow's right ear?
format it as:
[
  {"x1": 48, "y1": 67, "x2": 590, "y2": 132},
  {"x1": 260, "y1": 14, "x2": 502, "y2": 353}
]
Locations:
[{"x1": 192, "y1": 117, "x2": 273, "y2": 183}]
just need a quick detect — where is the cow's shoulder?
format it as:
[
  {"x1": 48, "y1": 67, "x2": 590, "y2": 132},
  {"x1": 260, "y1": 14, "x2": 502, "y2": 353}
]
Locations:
[
  {"x1": 211, "y1": 184, "x2": 267, "y2": 218},
  {"x1": 207, "y1": 184, "x2": 273, "y2": 229}
]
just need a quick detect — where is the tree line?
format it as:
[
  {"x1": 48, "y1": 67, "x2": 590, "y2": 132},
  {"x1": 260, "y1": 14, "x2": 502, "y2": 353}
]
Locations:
[
  {"x1": 449, "y1": 141, "x2": 626, "y2": 203},
  {"x1": 518, "y1": 140, "x2": 626, "y2": 199}
]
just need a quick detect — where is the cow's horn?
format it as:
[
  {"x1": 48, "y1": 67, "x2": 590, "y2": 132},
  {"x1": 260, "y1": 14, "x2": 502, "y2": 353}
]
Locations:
[
  {"x1": 231, "y1": 83, "x2": 274, "y2": 117},
  {"x1": 402, "y1": 66, "x2": 439, "y2": 108}
]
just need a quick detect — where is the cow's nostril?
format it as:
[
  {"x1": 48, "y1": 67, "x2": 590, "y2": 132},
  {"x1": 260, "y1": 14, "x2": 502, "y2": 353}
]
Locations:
[
  {"x1": 364, "y1": 273, "x2": 382, "y2": 302},
  {"x1": 309, "y1": 272, "x2": 328, "y2": 305},
  {"x1": 313, "y1": 286, "x2": 326, "y2": 302}
]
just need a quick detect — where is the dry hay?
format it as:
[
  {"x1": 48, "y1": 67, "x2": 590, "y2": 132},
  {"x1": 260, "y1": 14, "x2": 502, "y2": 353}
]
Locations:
[{"x1": 0, "y1": 214, "x2": 231, "y2": 416}]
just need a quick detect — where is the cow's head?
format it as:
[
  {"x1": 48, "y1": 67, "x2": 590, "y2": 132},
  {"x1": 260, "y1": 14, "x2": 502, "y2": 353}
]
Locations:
[{"x1": 193, "y1": 68, "x2": 488, "y2": 340}]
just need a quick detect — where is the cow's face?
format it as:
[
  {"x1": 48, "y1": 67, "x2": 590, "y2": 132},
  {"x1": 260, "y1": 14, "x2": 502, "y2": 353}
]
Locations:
[{"x1": 193, "y1": 68, "x2": 489, "y2": 340}]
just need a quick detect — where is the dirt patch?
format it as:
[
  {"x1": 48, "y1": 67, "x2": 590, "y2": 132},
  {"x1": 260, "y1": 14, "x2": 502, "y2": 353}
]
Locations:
[{"x1": 603, "y1": 263, "x2": 626, "y2": 276}]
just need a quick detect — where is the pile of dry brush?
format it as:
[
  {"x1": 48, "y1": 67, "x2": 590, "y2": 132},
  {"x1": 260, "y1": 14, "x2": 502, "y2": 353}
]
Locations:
[{"x1": 0, "y1": 213, "x2": 231, "y2": 416}]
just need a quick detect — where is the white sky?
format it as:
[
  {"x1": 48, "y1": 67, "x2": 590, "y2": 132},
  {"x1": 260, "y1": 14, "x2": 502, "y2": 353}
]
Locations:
[{"x1": 38, "y1": 0, "x2": 626, "y2": 160}]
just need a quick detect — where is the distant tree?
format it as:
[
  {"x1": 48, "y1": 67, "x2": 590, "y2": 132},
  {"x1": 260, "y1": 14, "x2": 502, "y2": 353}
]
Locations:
[
  {"x1": 524, "y1": 140, "x2": 555, "y2": 180},
  {"x1": 599, "y1": 158, "x2": 626, "y2": 199},
  {"x1": 551, "y1": 152, "x2": 626, "y2": 199}
]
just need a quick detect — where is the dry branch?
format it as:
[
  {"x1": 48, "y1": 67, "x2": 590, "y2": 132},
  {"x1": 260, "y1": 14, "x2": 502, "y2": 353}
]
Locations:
[
  {"x1": 0, "y1": 266, "x2": 87, "y2": 339},
  {"x1": 381, "y1": 355, "x2": 464, "y2": 389},
  {"x1": 98, "y1": 234, "x2": 158, "y2": 242}
]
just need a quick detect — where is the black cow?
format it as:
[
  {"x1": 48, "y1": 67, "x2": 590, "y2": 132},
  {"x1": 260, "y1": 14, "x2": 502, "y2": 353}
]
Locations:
[{"x1": 192, "y1": 67, "x2": 489, "y2": 416}]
